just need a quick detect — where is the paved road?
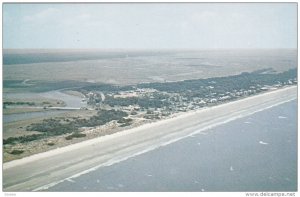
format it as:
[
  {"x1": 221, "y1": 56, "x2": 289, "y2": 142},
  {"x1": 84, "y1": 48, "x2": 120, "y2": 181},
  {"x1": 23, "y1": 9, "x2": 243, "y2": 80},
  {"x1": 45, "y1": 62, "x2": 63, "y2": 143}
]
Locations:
[{"x1": 3, "y1": 86, "x2": 297, "y2": 191}]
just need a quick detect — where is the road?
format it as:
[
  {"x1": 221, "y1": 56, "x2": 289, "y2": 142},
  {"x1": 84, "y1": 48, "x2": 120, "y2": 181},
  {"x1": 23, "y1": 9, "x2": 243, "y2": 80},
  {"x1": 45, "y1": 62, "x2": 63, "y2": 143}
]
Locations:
[{"x1": 3, "y1": 86, "x2": 297, "y2": 191}]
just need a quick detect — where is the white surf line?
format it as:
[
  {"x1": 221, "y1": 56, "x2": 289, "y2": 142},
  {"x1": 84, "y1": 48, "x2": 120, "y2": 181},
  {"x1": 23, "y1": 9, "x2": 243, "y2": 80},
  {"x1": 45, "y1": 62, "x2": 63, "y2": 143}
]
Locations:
[
  {"x1": 278, "y1": 116, "x2": 288, "y2": 119},
  {"x1": 259, "y1": 141, "x2": 269, "y2": 145},
  {"x1": 33, "y1": 97, "x2": 296, "y2": 191},
  {"x1": 186, "y1": 97, "x2": 296, "y2": 138},
  {"x1": 66, "y1": 178, "x2": 75, "y2": 183}
]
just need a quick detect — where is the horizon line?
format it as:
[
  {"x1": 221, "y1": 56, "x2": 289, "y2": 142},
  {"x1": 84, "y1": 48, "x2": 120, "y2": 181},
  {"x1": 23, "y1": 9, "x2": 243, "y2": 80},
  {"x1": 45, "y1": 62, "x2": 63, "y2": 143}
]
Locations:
[{"x1": 3, "y1": 47, "x2": 297, "y2": 51}]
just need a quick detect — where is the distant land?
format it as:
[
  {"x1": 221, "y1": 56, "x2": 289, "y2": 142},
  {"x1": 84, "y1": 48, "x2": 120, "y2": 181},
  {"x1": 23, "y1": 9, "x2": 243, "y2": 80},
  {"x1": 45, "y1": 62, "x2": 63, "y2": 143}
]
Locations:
[{"x1": 3, "y1": 49, "x2": 296, "y2": 86}]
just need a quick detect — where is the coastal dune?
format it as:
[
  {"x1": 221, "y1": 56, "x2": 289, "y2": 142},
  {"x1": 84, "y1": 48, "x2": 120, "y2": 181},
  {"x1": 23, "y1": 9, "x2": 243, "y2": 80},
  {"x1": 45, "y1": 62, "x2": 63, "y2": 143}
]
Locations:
[{"x1": 3, "y1": 86, "x2": 297, "y2": 191}]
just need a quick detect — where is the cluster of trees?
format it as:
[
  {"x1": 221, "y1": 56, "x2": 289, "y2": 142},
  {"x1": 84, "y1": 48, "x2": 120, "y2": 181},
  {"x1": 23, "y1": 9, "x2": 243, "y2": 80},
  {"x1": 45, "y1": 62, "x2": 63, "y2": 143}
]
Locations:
[
  {"x1": 134, "y1": 68, "x2": 297, "y2": 103},
  {"x1": 65, "y1": 133, "x2": 86, "y2": 140},
  {"x1": 26, "y1": 118, "x2": 76, "y2": 136},
  {"x1": 25, "y1": 109, "x2": 128, "y2": 137},
  {"x1": 104, "y1": 94, "x2": 171, "y2": 109},
  {"x1": 77, "y1": 84, "x2": 134, "y2": 94},
  {"x1": 117, "y1": 118, "x2": 133, "y2": 127},
  {"x1": 117, "y1": 118, "x2": 133, "y2": 124},
  {"x1": 10, "y1": 149, "x2": 24, "y2": 155},
  {"x1": 4, "y1": 133, "x2": 44, "y2": 145},
  {"x1": 144, "y1": 114, "x2": 161, "y2": 120},
  {"x1": 4, "y1": 109, "x2": 129, "y2": 145},
  {"x1": 82, "y1": 109, "x2": 128, "y2": 127},
  {"x1": 4, "y1": 101, "x2": 35, "y2": 106},
  {"x1": 137, "y1": 68, "x2": 297, "y2": 94}
]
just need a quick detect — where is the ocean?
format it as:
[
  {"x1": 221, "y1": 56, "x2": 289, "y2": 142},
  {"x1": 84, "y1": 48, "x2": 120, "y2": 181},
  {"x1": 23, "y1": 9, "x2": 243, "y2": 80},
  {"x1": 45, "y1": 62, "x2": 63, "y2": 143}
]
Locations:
[{"x1": 47, "y1": 99, "x2": 297, "y2": 192}]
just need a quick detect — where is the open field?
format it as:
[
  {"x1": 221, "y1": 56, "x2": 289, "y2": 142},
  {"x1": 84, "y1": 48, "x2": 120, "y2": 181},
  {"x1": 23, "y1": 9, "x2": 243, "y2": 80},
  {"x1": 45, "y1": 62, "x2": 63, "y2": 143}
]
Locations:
[
  {"x1": 3, "y1": 86, "x2": 297, "y2": 191},
  {"x1": 4, "y1": 49, "x2": 296, "y2": 86}
]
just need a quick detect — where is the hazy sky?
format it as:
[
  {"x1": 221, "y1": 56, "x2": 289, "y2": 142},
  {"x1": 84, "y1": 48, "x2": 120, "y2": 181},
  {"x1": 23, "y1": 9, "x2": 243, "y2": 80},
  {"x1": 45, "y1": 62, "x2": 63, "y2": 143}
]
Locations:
[{"x1": 3, "y1": 3, "x2": 297, "y2": 49}]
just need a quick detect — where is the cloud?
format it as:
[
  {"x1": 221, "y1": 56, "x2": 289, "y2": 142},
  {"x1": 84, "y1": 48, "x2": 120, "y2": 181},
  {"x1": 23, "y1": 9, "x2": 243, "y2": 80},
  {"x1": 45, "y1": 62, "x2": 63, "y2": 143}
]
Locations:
[
  {"x1": 21, "y1": 7, "x2": 103, "y2": 30},
  {"x1": 78, "y1": 13, "x2": 91, "y2": 20},
  {"x1": 61, "y1": 13, "x2": 103, "y2": 29},
  {"x1": 4, "y1": 3, "x2": 297, "y2": 49},
  {"x1": 191, "y1": 11, "x2": 218, "y2": 23},
  {"x1": 23, "y1": 7, "x2": 60, "y2": 23}
]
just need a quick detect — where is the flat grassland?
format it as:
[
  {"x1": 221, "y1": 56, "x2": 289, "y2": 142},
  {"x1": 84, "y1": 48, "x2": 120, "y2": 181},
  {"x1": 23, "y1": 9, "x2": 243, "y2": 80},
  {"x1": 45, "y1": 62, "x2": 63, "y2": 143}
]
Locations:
[{"x1": 4, "y1": 49, "x2": 296, "y2": 85}]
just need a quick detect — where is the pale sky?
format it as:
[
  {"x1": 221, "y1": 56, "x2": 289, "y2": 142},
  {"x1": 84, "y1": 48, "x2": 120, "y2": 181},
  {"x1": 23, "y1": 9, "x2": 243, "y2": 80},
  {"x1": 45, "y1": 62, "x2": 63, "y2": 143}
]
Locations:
[{"x1": 3, "y1": 3, "x2": 297, "y2": 49}]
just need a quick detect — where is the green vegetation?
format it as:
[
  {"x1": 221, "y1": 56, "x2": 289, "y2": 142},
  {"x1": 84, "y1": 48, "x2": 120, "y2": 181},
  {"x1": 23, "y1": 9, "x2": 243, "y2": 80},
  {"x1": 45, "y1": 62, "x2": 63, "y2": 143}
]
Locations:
[
  {"x1": 117, "y1": 118, "x2": 132, "y2": 124},
  {"x1": 104, "y1": 94, "x2": 170, "y2": 109},
  {"x1": 130, "y1": 111, "x2": 138, "y2": 115},
  {"x1": 146, "y1": 110, "x2": 153, "y2": 114},
  {"x1": 3, "y1": 109, "x2": 129, "y2": 145},
  {"x1": 4, "y1": 101, "x2": 35, "y2": 106},
  {"x1": 10, "y1": 149, "x2": 24, "y2": 155},
  {"x1": 65, "y1": 133, "x2": 86, "y2": 140},
  {"x1": 119, "y1": 123, "x2": 131, "y2": 127},
  {"x1": 26, "y1": 109, "x2": 128, "y2": 135},
  {"x1": 137, "y1": 68, "x2": 297, "y2": 95},
  {"x1": 78, "y1": 84, "x2": 134, "y2": 94},
  {"x1": 26, "y1": 118, "x2": 76, "y2": 136},
  {"x1": 82, "y1": 68, "x2": 296, "y2": 110},
  {"x1": 84, "y1": 109, "x2": 128, "y2": 127},
  {"x1": 144, "y1": 114, "x2": 160, "y2": 120},
  {"x1": 4, "y1": 134, "x2": 44, "y2": 145},
  {"x1": 117, "y1": 118, "x2": 133, "y2": 127},
  {"x1": 4, "y1": 109, "x2": 128, "y2": 145}
]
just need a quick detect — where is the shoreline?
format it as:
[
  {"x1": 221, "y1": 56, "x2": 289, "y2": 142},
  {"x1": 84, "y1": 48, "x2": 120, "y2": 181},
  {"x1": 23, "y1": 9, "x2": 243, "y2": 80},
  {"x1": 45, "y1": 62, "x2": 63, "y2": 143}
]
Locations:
[
  {"x1": 4, "y1": 85, "x2": 296, "y2": 166},
  {"x1": 3, "y1": 85, "x2": 297, "y2": 191}
]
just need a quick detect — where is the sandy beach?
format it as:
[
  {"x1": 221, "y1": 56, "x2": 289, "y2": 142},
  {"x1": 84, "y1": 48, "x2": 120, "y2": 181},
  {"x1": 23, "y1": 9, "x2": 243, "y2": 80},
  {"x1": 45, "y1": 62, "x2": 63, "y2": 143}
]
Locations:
[{"x1": 3, "y1": 86, "x2": 297, "y2": 191}]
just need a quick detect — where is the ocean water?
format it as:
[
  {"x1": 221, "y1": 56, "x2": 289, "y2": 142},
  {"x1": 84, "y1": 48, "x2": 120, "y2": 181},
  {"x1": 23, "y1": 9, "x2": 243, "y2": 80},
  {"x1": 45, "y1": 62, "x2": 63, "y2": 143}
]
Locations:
[
  {"x1": 3, "y1": 50, "x2": 169, "y2": 65},
  {"x1": 3, "y1": 90, "x2": 86, "y2": 123},
  {"x1": 39, "y1": 91, "x2": 86, "y2": 108},
  {"x1": 48, "y1": 100, "x2": 297, "y2": 192},
  {"x1": 3, "y1": 110, "x2": 67, "y2": 123}
]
